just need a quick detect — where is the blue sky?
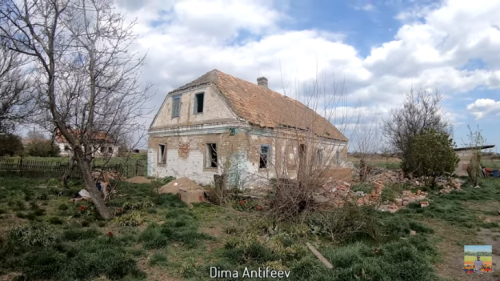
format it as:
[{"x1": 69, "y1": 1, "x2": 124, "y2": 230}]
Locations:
[
  {"x1": 465, "y1": 245, "x2": 492, "y2": 253},
  {"x1": 111, "y1": 0, "x2": 500, "y2": 151}
]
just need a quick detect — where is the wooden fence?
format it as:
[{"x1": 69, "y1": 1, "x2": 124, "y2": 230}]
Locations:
[{"x1": 0, "y1": 158, "x2": 146, "y2": 179}]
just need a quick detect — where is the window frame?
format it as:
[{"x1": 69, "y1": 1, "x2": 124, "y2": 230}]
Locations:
[
  {"x1": 205, "y1": 143, "x2": 218, "y2": 169},
  {"x1": 336, "y1": 150, "x2": 341, "y2": 166},
  {"x1": 259, "y1": 144, "x2": 271, "y2": 169},
  {"x1": 171, "y1": 94, "x2": 181, "y2": 118},
  {"x1": 194, "y1": 92, "x2": 205, "y2": 114},
  {"x1": 317, "y1": 148, "x2": 323, "y2": 164},
  {"x1": 158, "y1": 144, "x2": 167, "y2": 165}
]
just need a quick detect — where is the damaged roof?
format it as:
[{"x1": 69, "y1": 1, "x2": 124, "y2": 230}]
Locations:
[{"x1": 170, "y1": 69, "x2": 348, "y2": 141}]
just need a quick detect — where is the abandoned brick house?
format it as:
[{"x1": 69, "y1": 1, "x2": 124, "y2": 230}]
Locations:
[{"x1": 147, "y1": 69, "x2": 349, "y2": 187}]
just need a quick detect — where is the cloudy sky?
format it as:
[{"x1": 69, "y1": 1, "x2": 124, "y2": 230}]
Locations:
[{"x1": 116, "y1": 0, "x2": 500, "y2": 151}]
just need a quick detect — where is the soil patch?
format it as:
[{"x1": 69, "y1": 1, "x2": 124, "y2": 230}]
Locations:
[{"x1": 158, "y1": 177, "x2": 201, "y2": 194}]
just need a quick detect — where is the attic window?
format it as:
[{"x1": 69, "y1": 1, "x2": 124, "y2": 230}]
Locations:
[
  {"x1": 194, "y1": 93, "x2": 204, "y2": 113},
  {"x1": 172, "y1": 95, "x2": 181, "y2": 118}
]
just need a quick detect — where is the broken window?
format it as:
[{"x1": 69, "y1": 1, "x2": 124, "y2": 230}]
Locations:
[
  {"x1": 194, "y1": 93, "x2": 204, "y2": 113},
  {"x1": 108, "y1": 147, "x2": 113, "y2": 154},
  {"x1": 317, "y1": 148, "x2": 323, "y2": 164},
  {"x1": 64, "y1": 145, "x2": 69, "y2": 151},
  {"x1": 259, "y1": 145, "x2": 270, "y2": 168},
  {"x1": 158, "y1": 144, "x2": 166, "y2": 164},
  {"x1": 206, "y1": 143, "x2": 218, "y2": 168},
  {"x1": 100, "y1": 146, "x2": 106, "y2": 153},
  {"x1": 172, "y1": 95, "x2": 181, "y2": 118},
  {"x1": 336, "y1": 150, "x2": 341, "y2": 166}
]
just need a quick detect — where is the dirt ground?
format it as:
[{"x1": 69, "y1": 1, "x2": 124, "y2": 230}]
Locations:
[{"x1": 430, "y1": 201, "x2": 500, "y2": 281}]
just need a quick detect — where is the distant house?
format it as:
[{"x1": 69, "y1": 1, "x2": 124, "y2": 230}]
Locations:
[
  {"x1": 54, "y1": 129, "x2": 119, "y2": 158},
  {"x1": 454, "y1": 145, "x2": 495, "y2": 176},
  {"x1": 147, "y1": 69, "x2": 349, "y2": 186}
]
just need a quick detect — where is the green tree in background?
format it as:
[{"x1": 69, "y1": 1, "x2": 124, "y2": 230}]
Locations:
[{"x1": 0, "y1": 134, "x2": 23, "y2": 156}]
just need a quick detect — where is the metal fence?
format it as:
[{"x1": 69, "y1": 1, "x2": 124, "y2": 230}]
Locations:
[{"x1": 0, "y1": 158, "x2": 146, "y2": 179}]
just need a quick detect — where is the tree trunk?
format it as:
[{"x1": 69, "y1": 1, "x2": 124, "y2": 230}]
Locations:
[
  {"x1": 74, "y1": 148, "x2": 113, "y2": 220},
  {"x1": 62, "y1": 155, "x2": 76, "y2": 188}
]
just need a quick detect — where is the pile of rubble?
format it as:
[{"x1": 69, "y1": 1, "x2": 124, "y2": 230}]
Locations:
[
  {"x1": 316, "y1": 167, "x2": 464, "y2": 212},
  {"x1": 436, "y1": 177, "x2": 463, "y2": 194}
]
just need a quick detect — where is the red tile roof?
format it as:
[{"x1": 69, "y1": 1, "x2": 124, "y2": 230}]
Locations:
[
  {"x1": 170, "y1": 70, "x2": 348, "y2": 141},
  {"x1": 55, "y1": 129, "x2": 114, "y2": 144}
]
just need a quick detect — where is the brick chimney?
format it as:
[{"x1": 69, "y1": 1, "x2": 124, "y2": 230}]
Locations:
[{"x1": 257, "y1": 77, "x2": 268, "y2": 88}]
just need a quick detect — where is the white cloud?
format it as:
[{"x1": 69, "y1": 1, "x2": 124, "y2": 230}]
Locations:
[
  {"x1": 467, "y1": 99, "x2": 500, "y2": 119},
  {"x1": 114, "y1": 0, "x2": 500, "y2": 139}
]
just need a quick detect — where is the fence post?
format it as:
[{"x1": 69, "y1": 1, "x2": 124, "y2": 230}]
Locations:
[{"x1": 135, "y1": 160, "x2": 138, "y2": 177}]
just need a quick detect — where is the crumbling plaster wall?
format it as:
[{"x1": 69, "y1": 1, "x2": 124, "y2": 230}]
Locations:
[
  {"x1": 150, "y1": 85, "x2": 238, "y2": 129},
  {"x1": 148, "y1": 127, "x2": 349, "y2": 187}
]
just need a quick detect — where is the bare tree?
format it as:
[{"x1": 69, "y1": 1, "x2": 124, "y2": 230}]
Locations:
[
  {"x1": 0, "y1": 0, "x2": 152, "y2": 219},
  {"x1": 0, "y1": 40, "x2": 36, "y2": 133},
  {"x1": 382, "y1": 88, "x2": 451, "y2": 178}
]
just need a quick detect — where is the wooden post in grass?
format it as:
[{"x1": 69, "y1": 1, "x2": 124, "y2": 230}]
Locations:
[{"x1": 306, "y1": 242, "x2": 333, "y2": 269}]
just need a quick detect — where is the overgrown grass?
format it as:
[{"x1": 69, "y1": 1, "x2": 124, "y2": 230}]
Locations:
[{"x1": 1, "y1": 175, "x2": 498, "y2": 280}]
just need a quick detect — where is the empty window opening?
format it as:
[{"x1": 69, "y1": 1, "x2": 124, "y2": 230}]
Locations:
[
  {"x1": 317, "y1": 148, "x2": 323, "y2": 164},
  {"x1": 158, "y1": 144, "x2": 166, "y2": 164},
  {"x1": 172, "y1": 95, "x2": 181, "y2": 118},
  {"x1": 206, "y1": 143, "x2": 218, "y2": 168},
  {"x1": 64, "y1": 145, "x2": 70, "y2": 151},
  {"x1": 195, "y1": 93, "x2": 204, "y2": 113},
  {"x1": 260, "y1": 145, "x2": 270, "y2": 168},
  {"x1": 108, "y1": 147, "x2": 113, "y2": 154},
  {"x1": 100, "y1": 146, "x2": 106, "y2": 153}
]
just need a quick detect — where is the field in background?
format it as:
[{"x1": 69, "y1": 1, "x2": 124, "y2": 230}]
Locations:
[
  {"x1": 347, "y1": 156, "x2": 401, "y2": 170},
  {"x1": 348, "y1": 155, "x2": 500, "y2": 170}
]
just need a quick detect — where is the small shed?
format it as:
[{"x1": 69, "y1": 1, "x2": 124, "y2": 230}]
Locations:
[{"x1": 453, "y1": 145, "x2": 495, "y2": 176}]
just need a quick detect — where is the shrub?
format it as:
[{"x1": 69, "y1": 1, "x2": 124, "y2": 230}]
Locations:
[
  {"x1": 26, "y1": 140, "x2": 60, "y2": 157},
  {"x1": 410, "y1": 128, "x2": 459, "y2": 186},
  {"x1": 307, "y1": 203, "x2": 380, "y2": 243},
  {"x1": 8, "y1": 223, "x2": 56, "y2": 247},
  {"x1": 115, "y1": 211, "x2": 143, "y2": 227}
]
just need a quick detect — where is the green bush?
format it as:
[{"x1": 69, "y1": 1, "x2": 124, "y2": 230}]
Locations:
[
  {"x1": 115, "y1": 211, "x2": 143, "y2": 227},
  {"x1": 409, "y1": 129, "x2": 459, "y2": 186},
  {"x1": 26, "y1": 140, "x2": 60, "y2": 157}
]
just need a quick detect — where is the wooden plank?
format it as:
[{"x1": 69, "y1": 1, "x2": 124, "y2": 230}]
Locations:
[{"x1": 306, "y1": 242, "x2": 333, "y2": 269}]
